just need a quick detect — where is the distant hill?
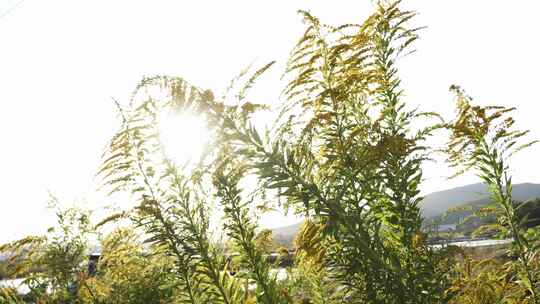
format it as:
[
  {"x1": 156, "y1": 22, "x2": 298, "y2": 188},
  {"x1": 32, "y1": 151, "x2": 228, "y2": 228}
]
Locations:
[
  {"x1": 272, "y1": 223, "x2": 303, "y2": 247},
  {"x1": 271, "y1": 183, "x2": 540, "y2": 245},
  {"x1": 419, "y1": 183, "x2": 540, "y2": 218}
]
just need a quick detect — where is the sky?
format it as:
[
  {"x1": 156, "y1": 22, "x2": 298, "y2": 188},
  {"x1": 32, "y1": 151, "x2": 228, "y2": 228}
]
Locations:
[{"x1": 0, "y1": 0, "x2": 539, "y2": 243}]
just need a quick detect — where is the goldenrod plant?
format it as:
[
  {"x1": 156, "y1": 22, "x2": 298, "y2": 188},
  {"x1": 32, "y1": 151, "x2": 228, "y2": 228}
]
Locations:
[
  {"x1": 0, "y1": 198, "x2": 94, "y2": 303},
  {"x1": 445, "y1": 85, "x2": 539, "y2": 303},
  {"x1": 213, "y1": 158, "x2": 288, "y2": 304},
  {"x1": 79, "y1": 228, "x2": 180, "y2": 304},
  {"x1": 2, "y1": 1, "x2": 539, "y2": 303},
  {"x1": 447, "y1": 255, "x2": 532, "y2": 304},
  {"x1": 218, "y1": 2, "x2": 448, "y2": 302}
]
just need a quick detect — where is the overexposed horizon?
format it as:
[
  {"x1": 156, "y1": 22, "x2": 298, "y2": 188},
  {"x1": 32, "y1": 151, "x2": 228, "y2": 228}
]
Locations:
[{"x1": 1, "y1": 1, "x2": 539, "y2": 243}]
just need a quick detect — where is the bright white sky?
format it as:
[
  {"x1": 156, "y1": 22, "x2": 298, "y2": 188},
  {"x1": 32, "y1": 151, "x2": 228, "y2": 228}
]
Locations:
[{"x1": 1, "y1": 0, "x2": 539, "y2": 243}]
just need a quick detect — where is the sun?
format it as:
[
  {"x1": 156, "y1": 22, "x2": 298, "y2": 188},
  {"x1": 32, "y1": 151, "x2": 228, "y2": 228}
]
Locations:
[{"x1": 158, "y1": 111, "x2": 210, "y2": 165}]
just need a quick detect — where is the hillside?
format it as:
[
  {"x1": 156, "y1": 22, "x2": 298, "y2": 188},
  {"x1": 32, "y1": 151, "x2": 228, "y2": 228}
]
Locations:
[
  {"x1": 419, "y1": 183, "x2": 540, "y2": 218},
  {"x1": 271, "y1": 183, "x2": 540, "y2": 245},
  {"x1": 272, "y1": 223, "x2": 303, "y2": 247}
]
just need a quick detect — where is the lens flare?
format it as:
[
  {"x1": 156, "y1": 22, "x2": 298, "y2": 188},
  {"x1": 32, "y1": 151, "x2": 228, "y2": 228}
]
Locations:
[{"x1": 158, "y1": 112, "x2": 210, "y2": 165}]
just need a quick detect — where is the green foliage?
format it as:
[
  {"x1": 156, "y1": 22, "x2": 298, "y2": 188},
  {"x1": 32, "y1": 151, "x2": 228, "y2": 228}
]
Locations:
[
  {"x1": 445, "y1": 85, "x2": 539, "y2": 302},
  {"x1": 79, "y1": 228, "x2": 180, "y2": 304},
  {"x1": 219, "y1": 1, "x2": 447, "y2": 302},
  {"x1": 0, "y1": 287, "x2": 25, "y2": 304},
  {"x1": 3, "y1": 1, "x2": 540, "y2": 304},
  {"x1": 99, "y1": 74, "x2": 250, "y2": 304},
  {"x1": 0, "y1": 199, "x2": 93, "y2": 303},
  {"x1": 253, "y1": 230, "x2": 275, "y2": 254},
  {"x1": 447, "y1": 255, "x2": 533, "y2": 304},
  {"x1": 288, "y1": 220, "x2": 343, "y2": 303},
  {"x1": 214, "y1": 159, "x2": 288, "y2": 304}
]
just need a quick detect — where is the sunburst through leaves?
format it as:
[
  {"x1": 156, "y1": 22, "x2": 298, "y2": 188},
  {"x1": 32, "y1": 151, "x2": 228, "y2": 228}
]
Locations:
[{"x1": 158, "y1": 111, "x2": 211, "y2": 165}]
